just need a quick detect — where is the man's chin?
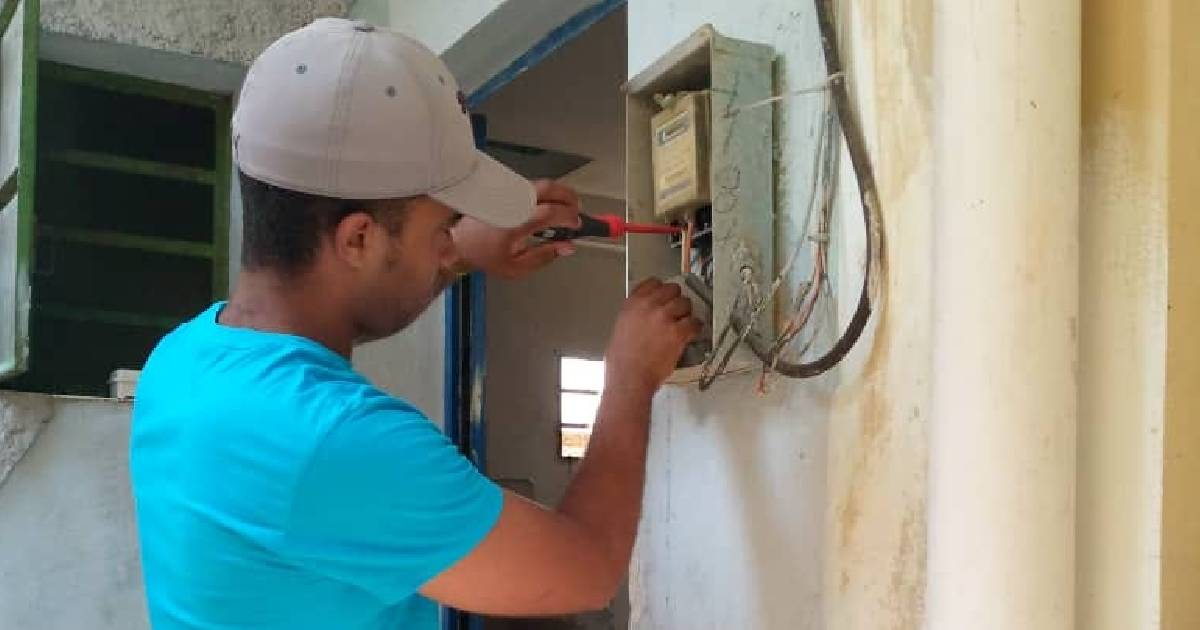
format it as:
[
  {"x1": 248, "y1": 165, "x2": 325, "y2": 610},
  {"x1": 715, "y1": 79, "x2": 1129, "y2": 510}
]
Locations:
[
  {"x1": 356, "y1": 320, "x2": 413, "y2": 346},
  {"x1": 354, "y1": 299, "x2": 441, "y2": 346}
]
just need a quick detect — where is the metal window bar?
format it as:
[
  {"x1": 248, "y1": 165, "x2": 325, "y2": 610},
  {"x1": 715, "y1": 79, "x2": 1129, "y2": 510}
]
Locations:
[
  {"x1": 37, "y1": 225, "x2": 216, "y2": 259},
  {"x1": 46, "y1": 148, "x2": 216, "y2": 185}
]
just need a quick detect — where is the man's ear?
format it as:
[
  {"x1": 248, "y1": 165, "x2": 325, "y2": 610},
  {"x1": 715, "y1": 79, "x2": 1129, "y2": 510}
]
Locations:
[{"x1": 331, "y1": 211, "x2": 378, "y2": 269}]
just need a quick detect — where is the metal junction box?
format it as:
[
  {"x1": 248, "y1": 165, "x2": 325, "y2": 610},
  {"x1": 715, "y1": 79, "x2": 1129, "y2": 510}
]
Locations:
[{"x1": 625, "y1": 25, "x2": 775, "y2": 383}]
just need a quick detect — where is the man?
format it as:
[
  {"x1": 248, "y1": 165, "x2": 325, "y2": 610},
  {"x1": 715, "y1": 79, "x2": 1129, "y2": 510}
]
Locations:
[{"x1": 129, "y1": 18, "x2": 699, "y2": 629}]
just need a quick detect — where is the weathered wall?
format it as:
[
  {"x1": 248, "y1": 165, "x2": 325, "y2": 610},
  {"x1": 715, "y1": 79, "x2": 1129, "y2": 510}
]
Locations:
[
  {"x1": 1, "y1": 2, "x2": 1187, "y2": 630},
  {"x1": 625, "y1": 0, "x2": 1186, "y2": 628},
  {"x1": 1069, "y1": 2, "x2": 1200, "y2": 628},
  {"x1": 826, "y1": 2, "x2": 931, "y2": 627},
  {"x1": 627, "y1": 1, "x2": 931, "y2": 628},
  {"x1": 42, "y1": 0, "x2": 351, "y2": 65},
  {"x1": 0, "y1": 394, "x2": 148, "y2": 630}
]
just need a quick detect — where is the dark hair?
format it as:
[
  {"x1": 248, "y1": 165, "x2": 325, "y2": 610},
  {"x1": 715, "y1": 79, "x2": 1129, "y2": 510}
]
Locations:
[{"x1": 238, "y1": 170, "x2": 408, "y2": 274}]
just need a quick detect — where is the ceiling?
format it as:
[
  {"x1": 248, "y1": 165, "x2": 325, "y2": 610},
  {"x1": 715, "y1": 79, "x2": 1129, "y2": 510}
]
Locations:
[{"x1": 474, "y1": 7, "x2": 626, "y2": 202}]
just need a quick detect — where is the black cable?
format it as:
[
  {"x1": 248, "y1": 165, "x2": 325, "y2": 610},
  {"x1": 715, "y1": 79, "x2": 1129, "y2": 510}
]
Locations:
[{"x1": 736, "y1": 0, "x2": 880, "y2": 379}]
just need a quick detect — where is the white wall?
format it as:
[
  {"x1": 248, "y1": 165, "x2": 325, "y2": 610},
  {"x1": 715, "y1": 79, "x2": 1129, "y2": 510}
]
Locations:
[{"x1": 0, "y1": 394, "x2": 148, "y2": 630}]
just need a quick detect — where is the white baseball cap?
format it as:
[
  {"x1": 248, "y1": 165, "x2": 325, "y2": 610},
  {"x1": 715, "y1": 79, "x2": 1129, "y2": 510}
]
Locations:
[{"x1": 233, "y1": 18, "x2": 536, "y2": 228}]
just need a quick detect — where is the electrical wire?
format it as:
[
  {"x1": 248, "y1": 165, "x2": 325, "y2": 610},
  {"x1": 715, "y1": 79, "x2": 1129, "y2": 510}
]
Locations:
[
  {"x1": 700, "y1": 84, "x2": 836, "y2": 389},
  {"x1": 756, "y1": 98, "x2": 838, "y2": 385},
  {"x1": 723, "y1": 72, "x2": 844, "y2": 118},
  {"x1": 699, "y1": 0, "x2": 881, "y2": 387},
  {"x1": 743, "y1": 0, "x2": 879, "y2": 379}
]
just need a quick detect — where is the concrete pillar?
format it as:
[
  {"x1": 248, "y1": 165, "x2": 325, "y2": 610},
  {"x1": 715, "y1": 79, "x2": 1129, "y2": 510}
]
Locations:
[
  {"x1": 928, "y1": 0, "x2": 1080, "y2": 628},
  {"x1": 1163, "y1": 2, "x2": 1200, "y2": 626},
  {"x1": 1076, "y1": 1, "x2": 1169, "y2": 628}
]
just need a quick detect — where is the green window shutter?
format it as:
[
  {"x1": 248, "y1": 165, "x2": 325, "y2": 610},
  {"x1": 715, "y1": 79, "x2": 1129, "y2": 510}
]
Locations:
[{"x1": 0, "y1": 0, "x2": 38, "y2": 381}]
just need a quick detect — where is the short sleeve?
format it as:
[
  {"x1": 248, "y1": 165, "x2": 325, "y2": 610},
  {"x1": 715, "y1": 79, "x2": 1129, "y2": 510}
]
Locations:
[{"x1": 285, "y1": 395, "x2": 503, "y2": 602}]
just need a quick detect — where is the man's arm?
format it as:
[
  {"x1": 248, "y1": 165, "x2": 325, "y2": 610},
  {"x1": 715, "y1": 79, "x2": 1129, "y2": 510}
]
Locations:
[{"x1": 420, "y1": 278, "x2": 699, "y2": 616}]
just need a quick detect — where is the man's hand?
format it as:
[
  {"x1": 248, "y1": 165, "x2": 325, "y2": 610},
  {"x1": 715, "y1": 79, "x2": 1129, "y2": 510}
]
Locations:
[
  {"x1": 449, "y1": 180, "x2": 582, "y2": 280},
  {"x1": 605, "y1": 279, "x2": 703, "y2": 395}
]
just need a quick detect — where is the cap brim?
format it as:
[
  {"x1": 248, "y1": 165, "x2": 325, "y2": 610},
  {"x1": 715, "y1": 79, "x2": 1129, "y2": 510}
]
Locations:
[{"x1": 430, "y1": 151, "x2": 535, "y2": 229}]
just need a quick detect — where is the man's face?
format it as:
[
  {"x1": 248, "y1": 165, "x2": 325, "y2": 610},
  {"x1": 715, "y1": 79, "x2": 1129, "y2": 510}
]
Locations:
[{"x1": 346, "y1": 196, "x2": 460, "y2": 344}]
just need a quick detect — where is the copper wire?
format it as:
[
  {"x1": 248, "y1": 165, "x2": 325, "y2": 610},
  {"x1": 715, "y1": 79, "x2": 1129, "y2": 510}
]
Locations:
[{"x1": 681, "y1": 218, "x2": 695, "y2": 276}]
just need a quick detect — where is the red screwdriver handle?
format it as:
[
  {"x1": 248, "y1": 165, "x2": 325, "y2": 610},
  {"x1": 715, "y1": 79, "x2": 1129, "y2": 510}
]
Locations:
[
  {"x1": 534, "y1": 213, "x2": 682, "y2": 241},
  {"x1": 595, "y1": 214, "x2": 682, "y2": 238}
]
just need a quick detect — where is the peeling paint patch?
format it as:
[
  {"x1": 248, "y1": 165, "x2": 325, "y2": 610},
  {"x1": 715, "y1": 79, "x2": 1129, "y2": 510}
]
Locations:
[
  {"x1": 835, "y1": 381, "x2": 884, "y2": 557},
  {"x1": 835, "y1": 286, "x2": 894, "y2": 559},
  {"x1": 823, "y1": 0, "x2": 933, "y2": 626},
  {"x1": 888, "y1": 502, "x2": 926, "y2": 630}
]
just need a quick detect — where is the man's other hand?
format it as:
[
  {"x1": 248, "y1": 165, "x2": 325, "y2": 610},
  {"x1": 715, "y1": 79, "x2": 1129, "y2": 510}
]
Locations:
[
  {"x1": 605, "y1": 278, "x2": 703, "y2": 395},
  {"x1": 449, "y1": 180, "x2": 583, "y2": 280}
]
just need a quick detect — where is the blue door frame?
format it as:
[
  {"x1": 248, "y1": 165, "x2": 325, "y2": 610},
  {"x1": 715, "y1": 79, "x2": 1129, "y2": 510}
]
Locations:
[
  {"x1": 443, "y1": 113, "x2": 492, "y2": 470},
  {"x1": 441, "y1": 2, "x2": 626, "y2": 628}
]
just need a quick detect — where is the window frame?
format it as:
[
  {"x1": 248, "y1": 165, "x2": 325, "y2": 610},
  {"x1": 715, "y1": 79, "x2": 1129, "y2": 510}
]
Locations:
[
  {"x1": 0, "y1": 0, "x2": 40, "y2": 381},
  {"x1": 1, "y1": 56, "x2": 232, "y2": 392}
]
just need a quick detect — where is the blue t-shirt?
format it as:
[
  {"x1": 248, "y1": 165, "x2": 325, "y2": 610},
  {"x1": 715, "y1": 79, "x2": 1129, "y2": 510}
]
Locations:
[{"x1": 130, "y1": 304, "x2": 502, "y2": 629}]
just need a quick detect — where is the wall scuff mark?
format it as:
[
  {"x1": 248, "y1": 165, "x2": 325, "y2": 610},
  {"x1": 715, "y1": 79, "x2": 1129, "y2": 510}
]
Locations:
[{"x1": 0, "y1": 392, "x2": 54, "y2": 489}]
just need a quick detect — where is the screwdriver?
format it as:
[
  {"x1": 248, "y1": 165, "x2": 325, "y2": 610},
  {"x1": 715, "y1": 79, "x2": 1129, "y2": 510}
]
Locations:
[{"x1": 534, "y1": 213, "x2": 682, "y2": 241}]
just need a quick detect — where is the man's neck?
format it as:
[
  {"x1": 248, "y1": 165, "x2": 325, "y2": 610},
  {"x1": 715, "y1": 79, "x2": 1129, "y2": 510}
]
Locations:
[{"x1": 220, "y1": 270, "x2": 357, "y2": 359}]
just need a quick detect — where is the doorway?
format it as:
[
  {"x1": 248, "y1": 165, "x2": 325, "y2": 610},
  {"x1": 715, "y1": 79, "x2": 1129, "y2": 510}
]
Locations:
[{"x1": 472, "y1": 6, "x2": 630, "y2": 629}]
